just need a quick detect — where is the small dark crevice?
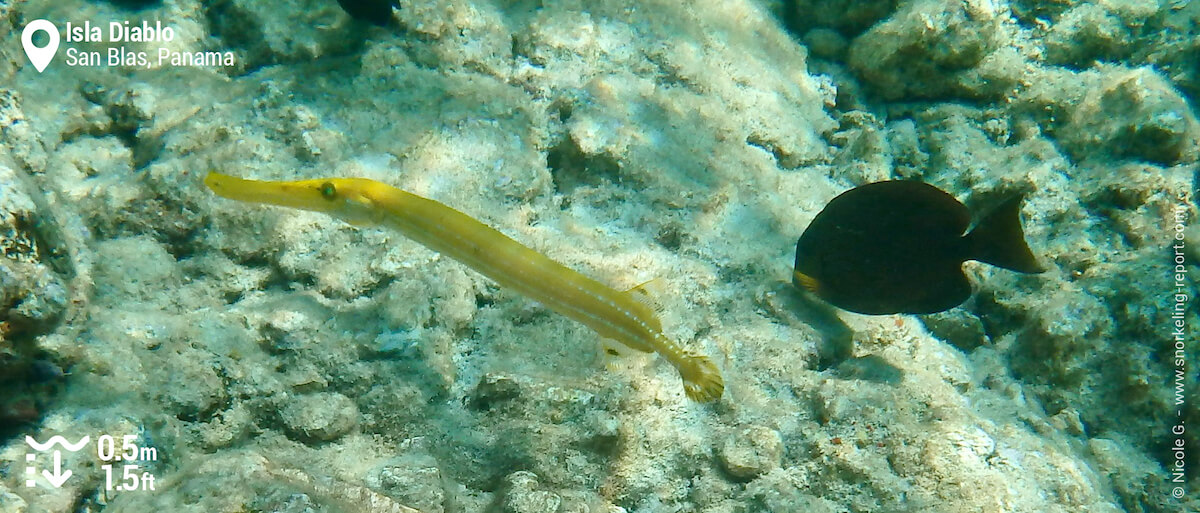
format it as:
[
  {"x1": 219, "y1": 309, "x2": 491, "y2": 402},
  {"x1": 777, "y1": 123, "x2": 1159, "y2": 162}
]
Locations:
[
  {"x1": 552, "y1": 97, "x2": 574, "y2": 123},
  {"x1": 0, "y1": 343, "x2": 66, "y2": 444},
  {"x1": 654, "y1": 222, "x2": 689, "y2": 251},
  {"x1": 359, "y1": 275, "x2": 397, "y2": 302},
  {"x1": 510, "y1": 34, "x2": 523, "y2": 62},
  {"x1": 221, "y1": 289, "x2": 245, "y2": 305},
  {"x1": 644, "y1": 50, "x2": 702, "y2": 92},
  {"x1": 546, "y1": 134, "x2": 621, "y2": 196},
  {"x1": 73, "y1": 81, "x2": 164, "y2": 170},
  {"x1": 228, "y1": 253, "x2": 290, "y2": 296},
  {"x1": 474, "y1": 292, "x2": 494, "y2": 308},
  {"x1": 779, "y1": 0, "x2": 899, "y2": 42}
]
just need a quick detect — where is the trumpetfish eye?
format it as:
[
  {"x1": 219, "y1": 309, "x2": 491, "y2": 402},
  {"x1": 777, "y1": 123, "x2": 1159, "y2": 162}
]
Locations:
[{"x1": 320, "y1": 182, "x2": 337, "y2": 200}]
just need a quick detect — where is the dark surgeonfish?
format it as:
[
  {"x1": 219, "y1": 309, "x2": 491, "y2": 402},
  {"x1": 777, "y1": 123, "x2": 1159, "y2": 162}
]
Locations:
[{"x1": 793, "y1": 180, "x2": 1045, "y2": 315}]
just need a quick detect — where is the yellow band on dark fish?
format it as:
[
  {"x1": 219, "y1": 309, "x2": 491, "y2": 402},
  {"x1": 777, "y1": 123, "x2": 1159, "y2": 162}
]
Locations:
[{"x1": 792, "y1": 270, "x2": 820, "y2": 293}]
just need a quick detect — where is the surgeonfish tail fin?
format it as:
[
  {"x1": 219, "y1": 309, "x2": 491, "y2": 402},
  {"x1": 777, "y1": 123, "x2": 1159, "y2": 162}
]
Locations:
[{"x1": 965, "y1": 195, "x2": 1046, "y2": 274}]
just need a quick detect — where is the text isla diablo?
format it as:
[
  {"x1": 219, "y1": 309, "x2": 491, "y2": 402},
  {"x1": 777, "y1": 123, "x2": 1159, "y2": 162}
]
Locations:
[{"x1": 63, "y1": 21, "x2": 175, "y2": 43}]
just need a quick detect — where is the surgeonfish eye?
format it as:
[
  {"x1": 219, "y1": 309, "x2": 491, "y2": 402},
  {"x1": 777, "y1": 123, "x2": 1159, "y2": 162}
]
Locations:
[{"x1": 319, "y1": 182, "x2": 337, "y2": 200}]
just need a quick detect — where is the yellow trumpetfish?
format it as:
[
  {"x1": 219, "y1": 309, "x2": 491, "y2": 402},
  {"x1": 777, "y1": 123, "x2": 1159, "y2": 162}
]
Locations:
[{"x1": 204, "y1": 172, "x2": 724, "y2": 402}]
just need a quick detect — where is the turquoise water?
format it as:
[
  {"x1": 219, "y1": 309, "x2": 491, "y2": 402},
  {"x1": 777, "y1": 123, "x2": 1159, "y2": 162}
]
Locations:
[{"x1": 0, "y1": 1, "x2": 1197, "y2": 512}]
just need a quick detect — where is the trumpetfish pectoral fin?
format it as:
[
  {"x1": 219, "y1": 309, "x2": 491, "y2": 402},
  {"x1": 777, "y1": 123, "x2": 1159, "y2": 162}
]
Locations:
[{"x1": 626, "y1": 278, "x2": 667, "y2": 313}]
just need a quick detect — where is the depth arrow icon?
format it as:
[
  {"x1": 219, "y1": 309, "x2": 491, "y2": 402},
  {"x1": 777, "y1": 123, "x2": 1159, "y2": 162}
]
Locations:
[{"x1": 42, "y1": 451, "x2": 71, "y2": 488}]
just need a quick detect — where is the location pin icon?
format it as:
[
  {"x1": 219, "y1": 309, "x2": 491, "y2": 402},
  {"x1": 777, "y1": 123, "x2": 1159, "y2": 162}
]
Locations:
[{"x1": 22, "y1": 19, "x2": 60, "y2": 73}]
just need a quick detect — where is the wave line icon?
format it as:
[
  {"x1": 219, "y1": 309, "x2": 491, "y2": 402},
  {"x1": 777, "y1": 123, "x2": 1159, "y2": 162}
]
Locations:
[{"x1": 26, "y1": 435, "x2": 90, "y2": 452}]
